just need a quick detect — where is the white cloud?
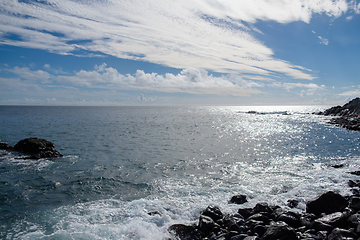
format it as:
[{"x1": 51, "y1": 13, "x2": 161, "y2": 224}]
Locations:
[
  {"x1": 318, "y1": 36, "x2": 329, "y2": 45},
  {"x1": 7, "y1": 67, "x2": 52, "y2": 82},
  {"x1": 339, "y1": 89, "x2": 360, "y2": 96},
  {"x1": 56, "y1": 63, "x2": 264, "y2": 96},
  {"x1": 1, "y1": 0, "x2": 353, "y2": 81}
]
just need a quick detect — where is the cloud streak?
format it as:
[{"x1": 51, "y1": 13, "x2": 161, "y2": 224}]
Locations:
[{"x1": 1, "y1": 0, "x2": 355, "y2": 82}]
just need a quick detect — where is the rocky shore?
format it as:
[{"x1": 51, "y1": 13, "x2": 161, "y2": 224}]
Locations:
[
  {"x1": 0, "y1": 138, "x2": 62, "y2": 159},
  {"x1": 317, "y1": 98, "x2": 360, "y2": 131},
  {"x1": 168, "y1": 171, "x2": 360, "y2": 240}
]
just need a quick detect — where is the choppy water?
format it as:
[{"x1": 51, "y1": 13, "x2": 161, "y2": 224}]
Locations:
[{"x1": 1, "y1": 105, "x2": 360, "y2": 239}]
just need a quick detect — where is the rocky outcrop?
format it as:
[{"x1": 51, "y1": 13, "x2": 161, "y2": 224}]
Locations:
[
  {"x1": 317, "y1": 98, "x2": 360, "y2": 131},
  {"x1": 168, "y1": 188, "x2": 360, "y2": 240},
  {"x1": 318, "y1": 98, "x2": 360, "y2": 117},
  {"x1": 0, "y1": 138, "x2": 62, "y2": 159}
]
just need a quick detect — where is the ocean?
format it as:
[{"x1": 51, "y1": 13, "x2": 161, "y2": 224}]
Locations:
[{"x1": 0, "y1": 105, "x2": 360, "y2": 239}]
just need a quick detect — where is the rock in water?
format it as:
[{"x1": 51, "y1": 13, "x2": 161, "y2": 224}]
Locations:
[
  {"x1": 14, "y1": 138, "x2": 62, "y2": 159},
  {"x1": 306, "y1": 191, "x2": 348, "y2": 216},
  {"x1": 0, "y1": 142, "x2": 14, "y2": 150}
]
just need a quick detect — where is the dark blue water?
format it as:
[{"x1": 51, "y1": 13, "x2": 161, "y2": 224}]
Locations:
[{"x1": 1, "y1": 106, "x2": 360, "y2": 239}]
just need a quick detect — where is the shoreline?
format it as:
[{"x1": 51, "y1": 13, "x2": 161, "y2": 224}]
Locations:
[{"x1": 168, "y1": 169, "x2": 360, "y2": 240}]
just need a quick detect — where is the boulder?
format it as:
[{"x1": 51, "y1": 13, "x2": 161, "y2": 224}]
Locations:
[
  {"x1": 306, "y1": 191, "x2": 348, "y2": 216},
  {"x1": 201, "y1": 205, "x2": 223, "y2": 221},
  {"x1": 327, "y1": 228, "x2": 358, "y2": 240},
  {"x1": 261, "y1": 221, "x2": 297, "y2": 240},
  {"x1": 168, "y1": 224, "x2": 201, "y2": 240},
  {"x1": 230, "y1": 194, "x2": 248, "y2": 204},
  {"x1": 14, "y1": 138, "x2": 62, "y2": 159}
]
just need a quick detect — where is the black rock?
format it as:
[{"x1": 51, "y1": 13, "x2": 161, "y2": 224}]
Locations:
[
  {"x1": 315, "y1": 212, "x2": 349, "y2": 229},
  {"x1": 198, "y1": 215, "x2": 218, "y2": 234},
  {"x1": 247, "y1": 213, "x2": 270, "y2": 223},
  {"x1": 147, "y1": 210, "x2": 161, "y2": 216},
  {"x1": 0, "y1": 142, "x2": 14, "y2": 150},
  {"x1": 319, "y1": 98, "x2": 360, "y2": 117},
  {"x1": 230, "y1": 234, "x2": 249, "y2": 240},
  {"x1": 349, "y1": 196, "x2": 360, "y2": 211},
  {"x1": 331, "y1": 164, "x2": 344, "y2": 168},
  {"x1": 349, "y1": 171, "x2": 360, "y2": 176},
  {"x1": 262, "y1": 221, "x2": 297, "y2": 240},
  {"x1": 14, "y1": 138, "x2": 62, "y2": 159},
  {"x1": 347, "y1": 214, "x2": 360, "y2": 227},
  {"x1": 348, "y1": 180, "x2": 360, "y2": 188},
  {"x1": 251, "y1": 202, "x2": 272, "y2": 215},
  {"x1": 317, "y1": 98, "x2": 360, "y2": 131},
  {"x1": 306, "y1": 191, "x2": 348, "y2": 216},
  {"x1": 287, "y1": 199, "x2": 299, "y2": 208},
  {"x1": 168, "y1": 224, "x2": 201, "y2": 240},
  {"x1": 202, "y1": 205, "x2": 223, "y2": 221},
  {"x1": 238, "y1": 208, "x2": 253, "y2": 219},
  {"x1": 327, "y1": 228, "x2": 358, "y2": 240},
  {"x1": 276, "y1": 211, "x2": 302, "y2": 228},
  {"x1": 230, "y1": 195, "x2": 248, "y2": 204}
]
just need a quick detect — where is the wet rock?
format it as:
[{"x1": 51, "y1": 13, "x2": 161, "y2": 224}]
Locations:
[
  {"x1": 14, "y1": 138, "x2": 62, "y2": 159},
  {"x1": 312, "y1": 220, "x2": 334, "y2": 232},
  {"x1": 347, "y1": 214, "x2": 360, "y2": 227},
  {"x1": 147, "y1": 210, "x2": 161, "y2": 216},
  {"x1": 349, "y1": 196, "x2": 360, "y2": 211},
  {"x1": 246, "y1": 213, "x2": 270, "y2": 223},
  {"x1": 0, "y1": 142, "x2": 14, "y2": 150},
  {"x1": 287, "y1": 199, "x2": 299, "y2": 208},
  {"x1": 168, "y1": 224, "x2": 201, "y2": 240},
  {"x1": 306, "y1": 191, "x2": 348, "y2": 216},
  {"x1": 230, "y1": 195, "x2": 248, "y2": 204},
  {"x1": 276, "y1": 211, "x2": 302, "y2": 228},
  {"x1": 251, "y1": 202, "x2": 272, "y2": 215},
  {"x1": 331, "y1": 164, "x2": 344, "y2": 168},
  {"x1": 201, "y1": 205, "x2": 223, "y2": 221},
  {"x1": 238, "y1": 208, "x2": 252, "y2": 219},
  {"x1": 262, "y1": 221, "x2": 297, "y2": 240},
  {"x1": 230, "y1": 234, "x2": 249, "y2": 240},
  {"x1": 315, "y1": 212, "x2": 349, "y2": 229},
  {"x1": 169, "y1": 188, "x2": 360, "y2": 240},
  {"x1": 327, "y1": 228, "x2": 358, "y2": 240},
  {"x1": 198, "y1": 215, "x2": 219, "y2": 234},
  {"x1": 350, "y1": 171, "x2": 360, "y2": 176},
  {"x1": 348, "y1": 180, "x2": 360, "y2": 188}
]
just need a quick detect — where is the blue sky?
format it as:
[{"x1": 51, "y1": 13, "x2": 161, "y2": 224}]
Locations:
[{"x1": 1, "y1": 0, "x2": 360, "y2": 106}]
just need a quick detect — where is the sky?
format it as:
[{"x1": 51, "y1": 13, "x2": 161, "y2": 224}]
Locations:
[{"x1": 0, "y1": 0, "x2": 360, "y2": 106}]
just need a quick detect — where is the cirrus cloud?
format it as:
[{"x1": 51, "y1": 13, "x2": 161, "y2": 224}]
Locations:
[{"x1": 0, "y1": 0, "x2": 356, "y2": 82}]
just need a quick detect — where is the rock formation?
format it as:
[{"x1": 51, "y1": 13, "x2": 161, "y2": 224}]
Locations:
[
  {"x1": 0, "y1": 138, "x2": 62, "y2": 159},
  {"x1": 317, "y1": 98, "x2": 360, "y2": 131}
]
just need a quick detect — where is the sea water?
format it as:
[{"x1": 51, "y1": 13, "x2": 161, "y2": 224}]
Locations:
[{"x1": 0, "y1": 105, "x2": 360, "y2": 239}]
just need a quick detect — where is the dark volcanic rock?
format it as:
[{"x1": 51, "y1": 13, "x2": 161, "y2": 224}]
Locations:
[
  {"x1": 14, "y1": 138, "x2": 62, "y2": 159},
  {"x1": 168, "y1": 224, "x2": 201, "y2": 240},
  {"x1": 317, "y1": 98, "x2": 360, "y2": 131},
  {"x1": 230, "y1": 194, "x2": 248, "y2": 204},
  {"x1": 306, "y1": 191, "x2": 348, "y2": 216},
  {"x1": 262, "y1": 221, "x2": 297, "y2": 240},
  {"x1": 327, "y1": 228, "x2": 358, "y2": 240},
  {"x1": 201, "y1": 205, "x2": 223, "y2": 221},
  {"x1": 319, "y1": 98, "x2": 360, "y2": 117},
  {"x1": 0, "y1": 142, "x2": 14, "y2": 150},
  {"x1": 169, "y1": 185, "x2": 360, "y2": 240}
]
